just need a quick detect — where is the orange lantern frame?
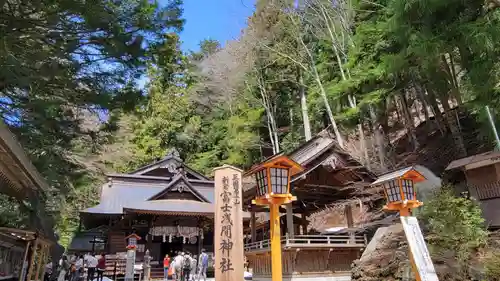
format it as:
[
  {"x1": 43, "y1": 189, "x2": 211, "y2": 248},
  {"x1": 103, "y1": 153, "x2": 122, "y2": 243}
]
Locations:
[
  {"x1": 244, "y1": 155, "x2": 304, "y2": 206},
  {"x1": 374, "y1": 168, "x2": 426, "y2": 216}
]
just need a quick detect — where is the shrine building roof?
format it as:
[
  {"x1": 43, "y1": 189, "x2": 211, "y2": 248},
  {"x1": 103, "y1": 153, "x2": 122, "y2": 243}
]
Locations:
[
  {"x1": 243, "y1": 129, "x2": 377, "y2": 213},
  {"x1": 82, "y1": 175, "x2": 215, "y2": 215},
  {"x1": 82, "y1": 149, "x2": 252, "y2": 218}
]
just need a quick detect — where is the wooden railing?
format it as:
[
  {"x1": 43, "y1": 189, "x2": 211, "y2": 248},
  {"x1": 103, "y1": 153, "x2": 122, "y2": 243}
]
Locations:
[
  {"x1": 244, "y1": 234, "x2": 365, "y2": 252},
  {"x1": 470, "y1": 181, "x2": 500, "y2": 200}
]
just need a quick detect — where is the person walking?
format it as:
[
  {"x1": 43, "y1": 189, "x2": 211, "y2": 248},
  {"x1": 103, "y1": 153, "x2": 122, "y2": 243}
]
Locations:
[
  {"x1": 197, "y1": 250, "x2": 208, "y2": 281},
  {"x1": 163, "y1": 254, "x2": 171, "y2": 281},
  {"x1": 96, "y1": 253, "x2": 106, "y2": 281}
]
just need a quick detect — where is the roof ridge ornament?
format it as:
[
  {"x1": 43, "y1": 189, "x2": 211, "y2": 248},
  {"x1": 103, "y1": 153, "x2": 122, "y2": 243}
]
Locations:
[{"x1": 166, "y1": 148, "x2": 181, "y2": 159}]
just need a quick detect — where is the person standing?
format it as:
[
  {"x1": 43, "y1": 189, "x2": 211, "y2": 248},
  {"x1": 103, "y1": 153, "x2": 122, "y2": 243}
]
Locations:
[
  {"x1": 58, "y1": 256, "x2": 70, "y2": 281},
  {"x1": 44, "y1": 262, "x2": 53, "y2": 281},
  {"x1": 197, "y1": 250, "x2": 208, "y2": 281},
  {"x1": 85, "y1": 254, "x2": 98, "y2": 281},
  {"x1": 163, "y1": 254, "x2": 170, "y2": 281},
  {"x1": 181, "y1": 253, "x2": 191, "y2": 281},
  {"x1": 189, "y1": 255, "x2": 197, "y2": 281},
  {"x1": 173, "y1": 252, "x2": 184, "y2": 281},
  {"x1": 96, "y1": 253, "x2": 106, "y2": 281},
  {"x1": 71, "y1": 255, "x2": 84, "y2": 281}
]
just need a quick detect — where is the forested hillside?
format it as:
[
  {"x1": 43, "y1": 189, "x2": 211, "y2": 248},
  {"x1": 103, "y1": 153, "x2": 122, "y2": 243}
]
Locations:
[{"x1": 3, "y1": 0, "x2": 500, "y2": 246}]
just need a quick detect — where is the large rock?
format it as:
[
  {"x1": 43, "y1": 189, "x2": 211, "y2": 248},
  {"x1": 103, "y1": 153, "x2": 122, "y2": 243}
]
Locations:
[
  {"x1": 351, "y1": 224, "x2": 412, "y2": 281},
  {"x1": 351, "y1": 223, "x2": 494, "y2": 281}
]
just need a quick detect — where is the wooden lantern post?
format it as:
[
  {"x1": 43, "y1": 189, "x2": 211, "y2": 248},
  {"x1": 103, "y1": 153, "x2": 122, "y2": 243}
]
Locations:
[
  {"x1": 371, "y1": 167, "x2": 439, "y2": 281},
  {"x1": 244, "y1": 156, "x2": 304, "y2": 281}
]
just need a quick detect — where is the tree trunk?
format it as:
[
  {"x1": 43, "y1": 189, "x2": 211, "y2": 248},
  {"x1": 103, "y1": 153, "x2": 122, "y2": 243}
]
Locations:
[
  {"x1": 359, "y1": 122, "x2": 370, "y2": 169},
  {"x1": 426, "y1": 88, "x2": 446, "y2": 136},
  {"x1": 369, "y1": 104, "x2": 386, "y2": 172},
  {"x1": 441, "y1": 54, "x2": 462, "y2": 105},
  {"x1": 399, "y1": 92, "x2": 419, "y2": 151},
  {"x1": 348, "y1": 95, "x2": 369, "y2": 168},
  {"x1": 259, "y1": 82, "x2": 280, "y2": 154},
  {"x1": 315, "y1": 73, "x2": 344, "y2": 147},
  {"x1": 414, "y1": 83, "x2": 434, "y2": 131},
  {"x1": 440, "y1": 95, "x2": 467, "y2": 158},
  {"x1": 298, "y1": 69, "x2": 312, "y2": 141},
  {"x1": 297, "y1": 31, "x2": 344, "y2": 147}
]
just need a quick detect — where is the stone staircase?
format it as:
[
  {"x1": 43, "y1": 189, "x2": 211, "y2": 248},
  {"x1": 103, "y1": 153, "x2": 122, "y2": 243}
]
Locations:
[{"x1": 150, "y1": 265, "x2": 166, "y2": 279}]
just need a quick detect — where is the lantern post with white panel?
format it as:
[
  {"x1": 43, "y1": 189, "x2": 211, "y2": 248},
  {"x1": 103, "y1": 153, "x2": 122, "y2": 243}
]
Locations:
[
  {"x1": 371, "y1": 166, "x2": 439, "y2": 281},
  {"x1": 124, "y1": 233, "x2": 141, "y2": 281}
]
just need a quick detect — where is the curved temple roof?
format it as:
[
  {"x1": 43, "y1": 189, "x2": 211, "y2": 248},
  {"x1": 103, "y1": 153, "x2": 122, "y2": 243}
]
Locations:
[{"x1": 0, "y1": 121, "x2": 56, "y2": 242}]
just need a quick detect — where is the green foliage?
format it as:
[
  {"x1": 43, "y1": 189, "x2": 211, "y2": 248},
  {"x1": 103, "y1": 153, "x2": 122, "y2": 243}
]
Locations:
[
  {"x1": 6, "y1": 0, "x2": 500, "y2": 252},
  {"x1": 0, "y1": 0, "x2": 184, "y2": 243},
  {"x1": 0, "y1": 194, "x2": 28, "y2": 229},
  {"x1": 483, "y1": 251, "x2": 500, "y2": 281},
  {"x1": 419, "y1": 187, "x2": 487, "y2": 269}
]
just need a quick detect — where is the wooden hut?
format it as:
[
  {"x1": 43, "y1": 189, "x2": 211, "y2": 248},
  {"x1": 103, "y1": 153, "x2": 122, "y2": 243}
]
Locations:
[
  {"x1": 0, "y1": 121, "x2": 58, "y2": 281},
  {"x1": 446, "y1": 151, "x2": 500, "y2": 229}
]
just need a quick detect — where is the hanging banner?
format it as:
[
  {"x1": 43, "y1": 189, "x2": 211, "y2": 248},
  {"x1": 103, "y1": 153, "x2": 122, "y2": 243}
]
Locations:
[
  {"x1": 213, "y1": 165, "x2": 244, "y2": 281},
  {"x1": 400, "y1": 216, "x2": 439, "y2": 281}
]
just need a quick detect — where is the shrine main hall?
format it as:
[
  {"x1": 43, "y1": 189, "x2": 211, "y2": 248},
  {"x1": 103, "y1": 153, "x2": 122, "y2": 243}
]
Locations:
[{"x1": 76, "y1": 149, "x2": 227, "y2": 276}]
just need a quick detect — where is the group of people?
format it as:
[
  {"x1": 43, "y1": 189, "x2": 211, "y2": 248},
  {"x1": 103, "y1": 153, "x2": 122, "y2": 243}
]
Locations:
[
  {"x1": 163, "y1": 249, "x2": 209, "y2": 281},
  {"x1": 44, "y1": 253, "x2": 106, "y2": 281}
]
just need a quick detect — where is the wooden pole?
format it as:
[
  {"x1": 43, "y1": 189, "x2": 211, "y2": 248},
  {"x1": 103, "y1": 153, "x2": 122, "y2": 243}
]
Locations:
[
  {"x1": 35, "y1": 244, "x2": 45, "y2": 281},
  {"x1": 27, "y1": 239, "x2": 39, "y2": 281},
  {"x1": 250, "y1": 211, "x2": 256, "y2": 242},
  {"x1": 19, "y1": 241, "x2": 31, "y2": 281},
  {"x1": 35, "y1": 244, "x2": 46, "y2": 281},
  {"x1": 345, "y1": 204, "x2": 355, "y2": 243},
  {"x1": 285, "y1": 204, "x2": 294, "y2": 238},
  {"x1": 409, "y1": 252, "x2": 422, "y2": 281},
  {"x1": 197, "y1": 218, "x2": 203, "y2": 256},
  {"x1": 269, "y1": 204, "x2": 282, "y2": 281},
  {"x1": 39, "y1": 246, "x2": 48, "y2": 281}
]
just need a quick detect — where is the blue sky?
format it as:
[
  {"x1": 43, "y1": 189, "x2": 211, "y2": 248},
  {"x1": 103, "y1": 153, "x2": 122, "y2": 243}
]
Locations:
[
  {"x1": 177, "y1": 0, "x2": 256, "y2": 52},
  {"x1": 137, "y1": 1, "x2": 255, "y2": 89}
]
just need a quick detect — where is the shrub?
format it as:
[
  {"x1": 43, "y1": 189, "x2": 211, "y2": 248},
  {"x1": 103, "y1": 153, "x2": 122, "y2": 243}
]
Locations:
[
  {"x1": 419, "y1": 186, "x2": 488, "y2": 272},
  {"x1": 483, "y1": 251, "x2": 500, "y2": 281}
]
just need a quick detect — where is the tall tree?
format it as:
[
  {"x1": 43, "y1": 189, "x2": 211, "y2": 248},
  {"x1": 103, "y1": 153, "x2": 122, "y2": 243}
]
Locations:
[{"x1": 0, "y1": 0, "x2": 184, "y2": 242}]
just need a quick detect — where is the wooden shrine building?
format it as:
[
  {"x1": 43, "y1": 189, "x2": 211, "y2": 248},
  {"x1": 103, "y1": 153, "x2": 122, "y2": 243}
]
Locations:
[
  {"x1": 0, "y1": 121, "x2": 59, "y2": 281},
  {"x1": 78, "y1": 149, "x2": 248, "y2": 277},
  {"x1": 446, "y1": 151, "x2": 500, "y2": 229},
  {"x1": 242, "y1": 130, "x2": 376, "y2": 281}
]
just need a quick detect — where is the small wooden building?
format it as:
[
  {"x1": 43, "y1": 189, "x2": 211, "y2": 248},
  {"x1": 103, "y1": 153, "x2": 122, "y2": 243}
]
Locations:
[
  {"x1": 242, "y1": 131, "x2": 376, "y2": 281},
  {"x1": 0, "y1": 121, "x2": 58, "y2": 281},
  {"x1": 446, "y1": 151, "x2": 500, "y2": 228}
]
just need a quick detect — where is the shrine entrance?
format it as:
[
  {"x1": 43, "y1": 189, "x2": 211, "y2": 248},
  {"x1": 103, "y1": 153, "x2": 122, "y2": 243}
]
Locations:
[
  {"x1": 148, "y1": 225, "x2": 206, "y2": 261},
  {"x1": 159, "y1": 235, "x2": 199, "y2": 258}
]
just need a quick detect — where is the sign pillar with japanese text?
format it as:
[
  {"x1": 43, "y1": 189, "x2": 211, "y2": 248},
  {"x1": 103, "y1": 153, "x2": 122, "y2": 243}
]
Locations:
[
  {"x1": 214, "y1": 165, "x2": 244, "y2": 281},
  {"x1": 401, "y1": 216, "x2": 439, "y2": 281}
]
